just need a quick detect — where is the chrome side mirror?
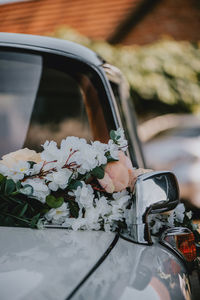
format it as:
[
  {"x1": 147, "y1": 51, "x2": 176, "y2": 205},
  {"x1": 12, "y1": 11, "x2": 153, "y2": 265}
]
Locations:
[{"x1": 121, "y1": 171, "x2": 180, "y2": 245}]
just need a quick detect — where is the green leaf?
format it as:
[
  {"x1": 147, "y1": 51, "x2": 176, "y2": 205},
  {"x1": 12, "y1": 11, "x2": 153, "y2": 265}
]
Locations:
[
  {"x1": 1, "y1": 215, "x2": 15, "y2": 226},
  {"x1": 68, "y1": 198, "x2": 79, "y2": 218},
  {"x1": 16, "y1": 181, "x2": 22, "y2": 191},
  {"x1": 12, "y1": 204, "x2": 23, "y2": 216},
  {"x1": 0, "y1": 212, "x2": 30, "y2": 226},
  {"x1": 20, "y1": 184, "x2": 33, "y2": 196},
  {"x1": 5, "y1": 179, "x2": 16, "y2": 195},
  {"x1": 0, "y1": 174, "x2": 5, "y2": 183},
  {"x1": 27, "y1": 161, "x2": 36, "y2": 168},
  {"x1": 7, "y1": 196, "x2": 23, "y2": 205},
  {"x1": 30, "y1": 213, "x2": 40, "y2": 228},
  {"x1": 68, "y1": 180, "x2": 82, "y2": 190},
  {"x1": 46, "y1": 195, "x2": 64, "y2": 208},
  {"x1": 0, "y1": 177, "x2": 6, "y2": 193},
  {"x1": 110, "y1": 130, "x2": 116, "y2": 141},
  {"x1": 19, "y1": 203, "x2": 28, "y2": 217},
  {"x1": 91, "y1": 166, "x2": 105, "y2": 179},
  {"x1": 107, "y1": 155, "x2": 118, "y2": 163},
  {"x1": 67, "y1": 173, "x2": 74, "y2": 185}
]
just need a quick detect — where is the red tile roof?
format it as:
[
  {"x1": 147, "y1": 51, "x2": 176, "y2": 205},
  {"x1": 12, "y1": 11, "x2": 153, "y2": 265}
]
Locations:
[
  {"x1": 121, "y1": 0, "x2": 200, "y2": 45},
  {"x1": 0, "y1": 0, "x2": 141, "y2": 40}
]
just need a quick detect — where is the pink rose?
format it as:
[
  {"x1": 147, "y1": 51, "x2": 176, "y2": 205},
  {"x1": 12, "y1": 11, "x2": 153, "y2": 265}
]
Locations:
[
  {"x1": 98, "y1": 152, "x2": 134, "y2": 193},
  {"x1": 98, "y1": 151, "x2": 152, "y2": 193}
]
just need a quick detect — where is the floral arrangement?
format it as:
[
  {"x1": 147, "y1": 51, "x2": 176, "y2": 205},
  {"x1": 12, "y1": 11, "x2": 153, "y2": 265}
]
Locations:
[
  {"x1": 0, "y1": 128, "x2": 142, "y2": 231},
  {"x1": 0, "y1": 127, "x2": 199, "y2": 242},
  {"x1": 150, "y1": 203, "x2": 200, "y2": 242}
]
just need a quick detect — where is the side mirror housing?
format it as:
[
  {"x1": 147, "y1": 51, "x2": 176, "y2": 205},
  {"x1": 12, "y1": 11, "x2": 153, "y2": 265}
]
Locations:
[{"x1": 122, "y1": 171, "x2": 180, "y2": 245}]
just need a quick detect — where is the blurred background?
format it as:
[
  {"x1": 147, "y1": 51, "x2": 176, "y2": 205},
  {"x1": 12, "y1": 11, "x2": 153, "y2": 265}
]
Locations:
[{"x1": 0, "y1": 0, "x2": 200, "y2": 209}]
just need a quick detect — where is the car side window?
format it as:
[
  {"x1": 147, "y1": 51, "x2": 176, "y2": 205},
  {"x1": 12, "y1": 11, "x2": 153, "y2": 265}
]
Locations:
[
  {"x1": 24, "y1": 66, "x2": 92, "y2": 151},
  {"x1": 0, "y1": 50, "x2": 111, "y2": 156}
]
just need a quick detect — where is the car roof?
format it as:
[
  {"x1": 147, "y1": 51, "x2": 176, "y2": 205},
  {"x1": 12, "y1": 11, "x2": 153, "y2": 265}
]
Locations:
[{"x1": 0, "y1": 32, "x2": 103, "y2": 66}]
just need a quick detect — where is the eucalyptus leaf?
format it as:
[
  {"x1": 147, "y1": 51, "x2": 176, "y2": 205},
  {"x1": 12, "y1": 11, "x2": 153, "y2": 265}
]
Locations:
[
  {"x1": 110, "y1": 130, "x2": 116, "y2": 141},
  {"x1": 46, "y1": 195, "x2": 64, "y2": 208},
  {"x1": 20, "y1": 184, "x2": 34, "y2": 196},
  {"x1": 5, "y1": 179, "x2": 16, "y2": 195},
  {"x1": 91, "y1": 166, "x2": 105, "y2": 179},
  {"x1": 30, "y1": 213, "x2": 41, "y2": 228},
  {"x1": 16, "y1": 181, "x2": 22, "y2": 191},
  {"x1": 68, "y1": 180, "x2": 82, "y2": 190},
  {"x1": 19, "y1": 203, "x2": 28, "y2": 217},
  {"x1": 67, "y1": 173, "x2": 74, "y2": 185},
  {"x1": 107, "y1": 155, "x2": 118, "y2": 163}
]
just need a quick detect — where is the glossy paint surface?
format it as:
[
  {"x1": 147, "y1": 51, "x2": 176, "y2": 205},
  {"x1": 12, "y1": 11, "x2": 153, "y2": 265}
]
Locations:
[
  {"x1": 0, "y1": 33, "x2": 103, "y2": 66},
  {"x1": 74, "y1": 237, "x2": 191, "y2": 300},
  {"x1": 0, "y1": 227, "x2": 115, "y2": 300}
]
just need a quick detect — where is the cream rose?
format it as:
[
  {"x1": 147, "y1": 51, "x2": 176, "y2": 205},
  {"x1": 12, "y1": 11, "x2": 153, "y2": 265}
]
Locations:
[{"x1": 1, "y1": 148, "x2": 42, "y2": 168}]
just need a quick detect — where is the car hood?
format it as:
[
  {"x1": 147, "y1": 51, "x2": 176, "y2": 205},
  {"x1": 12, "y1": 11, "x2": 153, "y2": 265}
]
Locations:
[{"x1": 0, "y1": 227, "x2": 116, "y2": 300}]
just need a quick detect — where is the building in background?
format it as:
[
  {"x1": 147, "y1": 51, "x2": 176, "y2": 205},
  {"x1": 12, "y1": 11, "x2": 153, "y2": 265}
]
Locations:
[{"x1": 0, "y1": 0, "x2": 200, "y2": 45}]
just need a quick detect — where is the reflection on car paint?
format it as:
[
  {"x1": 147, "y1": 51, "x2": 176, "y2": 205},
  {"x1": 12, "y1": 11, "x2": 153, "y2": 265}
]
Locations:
[
  {"x1": 74, "y1": 237, "x2": 192, "y2": 300},
  {"x1": 0, "y1": 227, "x2": 115, "y2": 300}
]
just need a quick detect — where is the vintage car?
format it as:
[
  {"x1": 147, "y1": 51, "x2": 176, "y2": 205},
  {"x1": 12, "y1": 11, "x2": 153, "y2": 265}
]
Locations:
[{"x1": 0, "y1": 33, "x2": 199, "y2": 300}]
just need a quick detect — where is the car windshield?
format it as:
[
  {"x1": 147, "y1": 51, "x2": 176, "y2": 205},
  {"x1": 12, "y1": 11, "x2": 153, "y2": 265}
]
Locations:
[{"x1": 0, "y1": 50, "x2": 113, "y2": 157}]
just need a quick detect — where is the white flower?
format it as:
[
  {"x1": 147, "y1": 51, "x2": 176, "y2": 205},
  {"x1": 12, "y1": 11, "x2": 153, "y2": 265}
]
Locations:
[
  {"x1": 4, "y1": 161, "x2": 31, "y2": 182},
  {"x1": 186, "y1": 211, "x2": 192, "y2": 219},
  {"x1": 45, "y1": 169, "x2": 72, "y2": 191},
  {"x1": 113, "y1": 190, "x2": 131, "y2": 202},
  {"x1": 109, "y1": 128, "x2": 128, "y2": 152},
  {"x1": 45, "y1": 202, "x2": 69, "y2": 225},
  {"x1": 71, "y1": 218, "x2": 87, "y2": 231},
  {"x1": 91, "y1": 141, "x2": 107, "y2": 165},
  {"x1": 27, "y1": 161, "x2": 43, "y2": 176},
  {"x1": 61, "y1": 136, "x2": 87, "y2": 151},
  {"x1": 115, "y1": 128, "x2": 128, "y2": 150},
  {"x1": 73, "y1": 183, "x2": 94, "y2": 209},
  {"x1": 63, "y1": 194, "x2": 112, "y2": 231},
  {"x1": 105, "y1": 190, "x2": 131, "y2": 223},
  {"x1": 75, "y1": 144, "x2": 98, "y2": 174},
  {"x1": 112, "y1": 190, "x2": 131, "y2": 211},
  {"x1": 107, "y1": 140, "x2": 119, "y2": 160},
  {"x1": 0, "y1": 163, "x2": 10, "y2": 177},
  {"x1": 174, "y1": 203, "x2": 185, "y2": 223},
  {"x1": 21, "y1": 178, "x2": 50, "y2": 203},
  {"x1": 104, "y1": 223, "x2": 111, "y2": 232},
  {"x1": 95, "y1": 196, "x2": 112, "y2": 217},
  {"x1": 41, "y1": 141, "x2": 60, "y2": 163},
  {"x1": 84, "y1": 207, "x2": 101, "y2": 230},
  {"x1": 150, "y1": 215, "x2": 166, "y2": 234},
  {"x1": 167, "y1": 211, "x2": 175, "y2": 226}
]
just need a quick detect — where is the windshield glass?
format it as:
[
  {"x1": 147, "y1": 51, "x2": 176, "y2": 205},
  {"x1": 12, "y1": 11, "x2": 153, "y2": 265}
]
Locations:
[{"x1": 0, "y1": 50, "x2": 112, "y2": 157}]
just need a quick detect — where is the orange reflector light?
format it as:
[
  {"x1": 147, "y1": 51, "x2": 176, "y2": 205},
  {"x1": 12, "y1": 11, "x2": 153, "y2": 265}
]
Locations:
[
  {"x1": 163, "y1": 228, "x2": 197, "y2": 262},
  {"x1": 175, "y1": 232, "x2": 197, "y2": 262}
]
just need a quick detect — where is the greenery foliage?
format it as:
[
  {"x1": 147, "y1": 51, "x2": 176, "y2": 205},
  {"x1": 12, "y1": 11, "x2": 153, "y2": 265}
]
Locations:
[{"x1": 51, "y1": 27, "x2": 200, "y2": 115}]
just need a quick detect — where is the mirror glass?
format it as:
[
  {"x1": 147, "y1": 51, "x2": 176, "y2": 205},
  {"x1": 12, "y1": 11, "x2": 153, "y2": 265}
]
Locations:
[{"x1": 136, "y1": 172, "x2": 179, "y2": 213}]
